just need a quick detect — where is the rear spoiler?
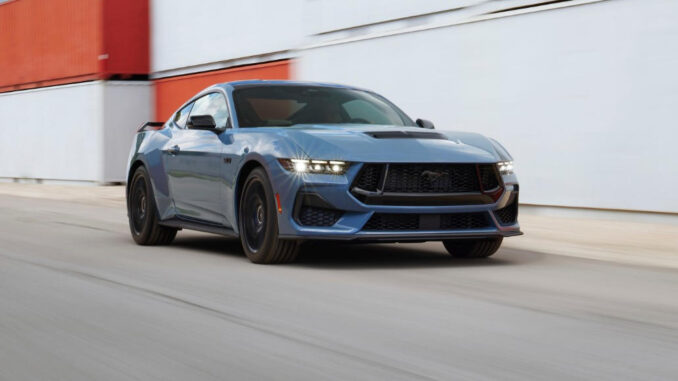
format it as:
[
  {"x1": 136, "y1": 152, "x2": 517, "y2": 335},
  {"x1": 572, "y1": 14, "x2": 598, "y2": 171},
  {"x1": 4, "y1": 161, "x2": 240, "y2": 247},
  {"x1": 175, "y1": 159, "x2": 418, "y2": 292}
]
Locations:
[{"x1": 138, "y1": 122, "x2": 165, "y2": 132}]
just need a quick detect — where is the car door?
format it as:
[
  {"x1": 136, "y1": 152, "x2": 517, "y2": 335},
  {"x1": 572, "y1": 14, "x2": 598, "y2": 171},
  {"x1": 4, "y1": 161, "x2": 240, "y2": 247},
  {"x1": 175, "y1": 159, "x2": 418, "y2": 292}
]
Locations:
[{"x1": 164, "y1": 92, "x2": 231, "y2": 225}]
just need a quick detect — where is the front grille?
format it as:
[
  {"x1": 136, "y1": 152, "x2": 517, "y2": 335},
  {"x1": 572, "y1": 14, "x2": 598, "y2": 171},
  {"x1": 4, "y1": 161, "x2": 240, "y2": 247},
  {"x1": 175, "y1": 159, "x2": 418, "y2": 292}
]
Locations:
[
  {"x1": 363, "y1": 212, "x2": 490, "y2": 231},
  {"x1": 494, "y1": 197, "x2": 518, "y2": 225},
  {"x1": 384, "y1": 164, "x2": 479, "y2": 193},
  {"x1": 354, "y1": 164, "x2": 383, "y2": 192},
  {"x1": 479, "y1": 164, "x2": 500, "y2": 190},
  {"x1": 351, "y1": 163, "x2": 503, "y2": 206},
  {"x1": 298, "y1": 206, "x2": 342, "y2": 226},
  {"x1": 353, "y1": 163, "x2": 502, "y2": 194}
]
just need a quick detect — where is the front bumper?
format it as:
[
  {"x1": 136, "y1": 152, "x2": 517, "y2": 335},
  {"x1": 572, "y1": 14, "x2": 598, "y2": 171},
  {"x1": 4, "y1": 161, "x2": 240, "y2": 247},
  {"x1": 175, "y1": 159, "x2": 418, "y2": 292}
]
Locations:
[{"x1": 269, "y1": 161, "x2": 522, "y2": 241}]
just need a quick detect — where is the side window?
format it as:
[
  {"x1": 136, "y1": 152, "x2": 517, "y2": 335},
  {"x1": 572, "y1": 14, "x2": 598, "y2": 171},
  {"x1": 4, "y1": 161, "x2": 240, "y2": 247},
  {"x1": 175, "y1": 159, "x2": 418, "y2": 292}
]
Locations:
[
  {"x1": 173, "y1": 102, "x2": 194, "y2": 128},
  {"x1": 189, "y1": 93, "x2": 230, "y2": 128}
]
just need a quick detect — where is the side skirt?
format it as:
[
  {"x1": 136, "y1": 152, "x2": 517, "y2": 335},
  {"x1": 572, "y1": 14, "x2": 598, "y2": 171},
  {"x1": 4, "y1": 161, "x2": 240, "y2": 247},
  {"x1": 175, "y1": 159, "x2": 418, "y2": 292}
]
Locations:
[{"x1": 159, "y1": 216, "x2": 238, "y2": 237}]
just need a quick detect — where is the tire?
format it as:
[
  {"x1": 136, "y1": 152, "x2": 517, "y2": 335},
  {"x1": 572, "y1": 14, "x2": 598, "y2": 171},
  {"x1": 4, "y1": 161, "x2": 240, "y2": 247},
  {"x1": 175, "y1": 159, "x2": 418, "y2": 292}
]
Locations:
[
  {"x1": 442, "y1": 237, "x2": 503, "y2": 258},
  {"x1": 238, "y1": 167, "x2": 299, "y2": 264},
  {"x1": 127, "y1": 166, "x2": 177, "y2": 245}
]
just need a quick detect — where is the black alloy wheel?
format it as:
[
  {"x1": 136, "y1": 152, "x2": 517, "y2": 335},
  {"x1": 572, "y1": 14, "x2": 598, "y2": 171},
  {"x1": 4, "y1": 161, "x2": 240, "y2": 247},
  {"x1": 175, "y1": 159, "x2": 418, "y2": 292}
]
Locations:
[
  {"x1": 127, "y1": 166, "x2": 177, "y2": 245},
  {"x1": 238, "y1": 168, "x2": 299, "y2": 264},
  {"x1": 442, "y1": 237, "x2": 503, "y2": 258},
  {"x1": 242, "y1": 181, "x2": 267, "y2": 253},
  {"x1": 130, "y1": 175, "x2": 148, "y2": 235}
]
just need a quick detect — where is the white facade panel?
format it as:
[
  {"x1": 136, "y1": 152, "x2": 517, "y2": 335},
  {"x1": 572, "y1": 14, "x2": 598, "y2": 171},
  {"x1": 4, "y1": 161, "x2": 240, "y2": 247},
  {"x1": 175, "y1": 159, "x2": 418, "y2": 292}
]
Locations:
[
  {"x1": 304, "y1": 0, "x2": 465, "y2": 34},
  {"x1": 0, "y1": 82, "x2": 103, "y2": 182},
  {"x1": 0, "y1": 81, "x2": 151, "y2": 183},
  {"x1": 296, "y1": 0, "x2": 678, "y2": 213},
  {"x1": 151, "y1": 0, "x2": 304, "y2": 74},
  {"x1": 102, "y1": 82, "x2": 153, "y2": 182}
]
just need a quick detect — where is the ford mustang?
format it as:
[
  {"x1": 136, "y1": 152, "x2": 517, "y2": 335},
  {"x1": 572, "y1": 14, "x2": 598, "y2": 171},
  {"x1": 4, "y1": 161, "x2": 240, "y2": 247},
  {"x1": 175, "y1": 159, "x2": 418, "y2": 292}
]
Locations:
[{"x1": 126, "y1": 80, "x2": 521, "y2": 263}]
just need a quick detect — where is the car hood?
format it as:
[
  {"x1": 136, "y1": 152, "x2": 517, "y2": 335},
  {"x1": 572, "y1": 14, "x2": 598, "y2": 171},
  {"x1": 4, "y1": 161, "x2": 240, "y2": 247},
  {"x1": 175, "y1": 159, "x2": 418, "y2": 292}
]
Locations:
[{"x1": 274, "y1": 124, "x2": 501, "y2": 163}]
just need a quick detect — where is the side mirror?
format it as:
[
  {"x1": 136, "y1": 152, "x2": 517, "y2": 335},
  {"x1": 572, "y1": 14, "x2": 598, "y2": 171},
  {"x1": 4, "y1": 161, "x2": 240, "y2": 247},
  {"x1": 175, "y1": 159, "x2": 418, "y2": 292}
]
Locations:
[
  {"x1": 187, "y1": 115, "x2": 217, "y2": 130},
  {"x1": 416, "y1": 119, "x2": 435, "y2": 129}
]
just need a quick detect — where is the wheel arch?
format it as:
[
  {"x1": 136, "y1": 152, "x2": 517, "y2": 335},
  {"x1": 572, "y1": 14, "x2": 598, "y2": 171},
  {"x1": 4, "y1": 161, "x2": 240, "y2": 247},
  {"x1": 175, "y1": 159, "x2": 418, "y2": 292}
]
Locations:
[
  {"x1": 234, "y1": 159, "x2": 267, "y2": 221},
  {"x1": 126, "y1": 158, "x2": 170, "y2": 221},
  {"x1": 234, "y1": 156, "x2": 282, "y2": 229},
  {"x1": 126, "y1": 159, "x2": 146, "y2": 197}
]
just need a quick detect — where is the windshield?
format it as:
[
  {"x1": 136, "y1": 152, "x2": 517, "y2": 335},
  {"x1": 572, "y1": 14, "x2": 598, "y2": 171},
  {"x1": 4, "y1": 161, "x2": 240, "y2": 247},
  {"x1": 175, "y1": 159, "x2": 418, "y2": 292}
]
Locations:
[{"x1": 233, "y1": 85, "x2": 416, "y2": 128}]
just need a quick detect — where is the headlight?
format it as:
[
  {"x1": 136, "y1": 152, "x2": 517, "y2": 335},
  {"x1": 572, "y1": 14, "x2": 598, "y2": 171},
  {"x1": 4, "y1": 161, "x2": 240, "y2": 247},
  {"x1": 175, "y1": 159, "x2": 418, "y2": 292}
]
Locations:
[
  {"x1": 278, "y1": 159, "x2": 349, "y2": 175},
  {"x1": 497, "y1": 161, "x2": 514, "y2": 175}
]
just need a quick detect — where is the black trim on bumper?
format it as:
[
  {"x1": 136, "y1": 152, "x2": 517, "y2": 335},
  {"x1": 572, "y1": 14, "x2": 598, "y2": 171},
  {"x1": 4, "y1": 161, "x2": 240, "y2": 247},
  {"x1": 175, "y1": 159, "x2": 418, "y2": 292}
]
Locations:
[
  {"x1": 293, "y1": 192, "x2": 344, "y2": 227},
  {"x1": 279, "y1": 230, "x2": 523, "y2": 242}
]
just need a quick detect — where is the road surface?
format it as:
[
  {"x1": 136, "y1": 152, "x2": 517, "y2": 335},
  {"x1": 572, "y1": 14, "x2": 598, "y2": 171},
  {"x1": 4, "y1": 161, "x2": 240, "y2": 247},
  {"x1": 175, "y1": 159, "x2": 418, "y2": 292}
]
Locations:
[{"x1": 1, "y1": 193, "x2": 677, "y2": 380}]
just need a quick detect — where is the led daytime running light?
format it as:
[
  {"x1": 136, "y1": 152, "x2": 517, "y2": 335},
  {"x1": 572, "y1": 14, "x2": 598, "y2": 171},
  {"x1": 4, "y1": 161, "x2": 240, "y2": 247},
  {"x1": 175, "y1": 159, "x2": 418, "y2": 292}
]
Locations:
[
  {"x1": 497, "y1": 161, "x2": 514, "y2": 175},
  {"x1": 279, "y1": 159, "x2": 348, "y2": 175}
]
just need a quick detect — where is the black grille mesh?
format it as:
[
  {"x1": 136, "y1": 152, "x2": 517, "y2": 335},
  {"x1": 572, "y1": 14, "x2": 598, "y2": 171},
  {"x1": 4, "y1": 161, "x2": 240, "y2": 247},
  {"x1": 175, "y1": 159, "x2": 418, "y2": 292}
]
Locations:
[
  {"x1": 363, "y1": 214, "x2": 420, "y2": 230},
  {"x1": 354, "y1": 164, "x2": 384, "y2": 192},
  {"x1": 440, "y1": 213, "x2": 489, "y2": 229},
  {"x1": 479, "y1": 164, "x2": 500, "y2": 190},
  {"x1": 363, "y1": 213, "x2": 490, "y2": 231},
  {"x1": 298, "y1": 207, "x2": 342, "y2": 226},
  {"x1": 494, "y1": 198, "x2": 518, "y2": 225},
  {"x1": 351, "y1": 163, "x2": 503, "y2": 206},
  {"x1": 383, "y1": 164, "x2": 480, "y2": 193}
]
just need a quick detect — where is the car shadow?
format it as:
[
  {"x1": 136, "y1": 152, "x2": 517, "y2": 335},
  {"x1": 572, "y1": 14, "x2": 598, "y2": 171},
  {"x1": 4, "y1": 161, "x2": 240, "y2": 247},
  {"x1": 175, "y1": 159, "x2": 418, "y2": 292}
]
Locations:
[
  {"x1": 170, "y1": 234, "x2": 541, "y2": 269},
  {"x1": 293, "y1": 241, "x2": 531, "y2": 269},
  {"x1": 172, "y1": 234, "x2": 244, "y2": 257}
]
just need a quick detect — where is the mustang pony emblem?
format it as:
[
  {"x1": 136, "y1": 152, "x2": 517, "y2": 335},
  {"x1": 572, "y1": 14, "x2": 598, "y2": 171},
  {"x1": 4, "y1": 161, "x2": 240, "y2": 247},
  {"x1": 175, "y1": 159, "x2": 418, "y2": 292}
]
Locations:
[{"x1": 421, "y1": 170, "x2": 448, "y2": 182}]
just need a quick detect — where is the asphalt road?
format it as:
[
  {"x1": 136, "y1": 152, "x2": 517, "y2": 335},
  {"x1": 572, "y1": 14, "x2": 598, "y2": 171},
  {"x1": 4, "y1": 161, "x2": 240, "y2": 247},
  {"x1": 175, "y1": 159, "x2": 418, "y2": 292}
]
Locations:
[{"x1": 1, "y1": 194, "x2": 677, "y2": 380}]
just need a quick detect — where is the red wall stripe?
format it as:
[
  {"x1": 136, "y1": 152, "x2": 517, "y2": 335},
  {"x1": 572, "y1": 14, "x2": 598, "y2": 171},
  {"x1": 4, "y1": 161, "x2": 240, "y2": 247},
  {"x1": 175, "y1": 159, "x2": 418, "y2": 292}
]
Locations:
[{"x1": 154, "y1": 60, "x2": 292, "y2": 121}]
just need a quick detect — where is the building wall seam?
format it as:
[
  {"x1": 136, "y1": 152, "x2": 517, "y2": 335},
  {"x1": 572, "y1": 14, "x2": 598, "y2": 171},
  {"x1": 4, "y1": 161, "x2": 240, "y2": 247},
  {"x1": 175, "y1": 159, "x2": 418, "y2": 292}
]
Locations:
[
  {"x1": 150, "y1": 51, "x2": 295, "y2": 80},
  {"x1": 302, "y1": 0, "x2": 609, "y2": 51}
]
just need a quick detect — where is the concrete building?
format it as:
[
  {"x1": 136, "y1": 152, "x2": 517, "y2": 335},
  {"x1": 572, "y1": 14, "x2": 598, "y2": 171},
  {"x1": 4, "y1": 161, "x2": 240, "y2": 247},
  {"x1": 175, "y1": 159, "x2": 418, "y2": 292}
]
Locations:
[{"x1": 1, "y1": 0, "x2": 677, "y2": 213}]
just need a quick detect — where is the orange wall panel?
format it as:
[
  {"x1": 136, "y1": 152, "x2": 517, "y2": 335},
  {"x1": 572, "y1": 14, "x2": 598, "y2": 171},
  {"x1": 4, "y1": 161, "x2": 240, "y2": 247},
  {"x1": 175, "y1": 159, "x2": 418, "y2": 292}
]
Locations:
[
  {"x1": 102, "y1": 0, "x2": 149, "y2": 77},
  {"x1": 0, "y1": 0, "x2": 149, "y2": 92},
  {"x1": 0, "y1": 0, "x2": 101, "y2": 91},
  {"x1": 154, "y1": 60, "x2": 291, "y2": 121}
]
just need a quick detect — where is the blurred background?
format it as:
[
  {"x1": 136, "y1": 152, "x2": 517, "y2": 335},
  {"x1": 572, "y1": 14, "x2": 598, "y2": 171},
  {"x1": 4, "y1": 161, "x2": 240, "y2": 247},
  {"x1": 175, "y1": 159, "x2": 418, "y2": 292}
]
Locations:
[
  {"x1": 1, "y1": 0, "x2": 677, "y2": 214},
  {"x1": 2, "y1": 2, "x2": 678, "y2": 379}
]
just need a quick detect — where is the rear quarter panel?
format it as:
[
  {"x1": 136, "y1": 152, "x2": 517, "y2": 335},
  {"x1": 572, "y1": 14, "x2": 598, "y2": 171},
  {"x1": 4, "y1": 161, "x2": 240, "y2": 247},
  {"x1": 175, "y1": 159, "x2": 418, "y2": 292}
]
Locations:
[{"x1": 127, "y1": 128, "x2": 175, "y2": 220}]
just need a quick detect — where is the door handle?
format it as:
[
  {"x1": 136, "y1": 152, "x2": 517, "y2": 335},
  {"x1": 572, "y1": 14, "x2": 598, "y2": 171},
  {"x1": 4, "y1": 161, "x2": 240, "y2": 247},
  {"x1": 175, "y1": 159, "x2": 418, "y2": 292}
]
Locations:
[{"x1": 166, "y1": 145, "x2": 181, "y2": 155}]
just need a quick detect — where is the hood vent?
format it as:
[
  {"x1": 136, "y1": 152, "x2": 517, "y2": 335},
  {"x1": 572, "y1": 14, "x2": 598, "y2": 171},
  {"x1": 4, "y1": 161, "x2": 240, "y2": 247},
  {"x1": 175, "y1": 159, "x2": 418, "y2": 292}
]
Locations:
[{"x1": 365, "y1": 131, "x2": 447, "y2": 140}]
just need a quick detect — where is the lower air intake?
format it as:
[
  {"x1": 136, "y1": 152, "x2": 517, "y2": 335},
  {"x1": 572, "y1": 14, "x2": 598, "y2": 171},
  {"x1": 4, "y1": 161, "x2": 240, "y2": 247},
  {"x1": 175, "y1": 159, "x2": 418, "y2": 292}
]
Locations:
[
  {"x1": 363, "y1": 213, "x2": 490, "y2": 231},
  {"x1": 493, "y1": 197, "x2": 518, "y2": 225},
  {"x1": 298, "y1": 206, "x2": 342, "y2": 227}
]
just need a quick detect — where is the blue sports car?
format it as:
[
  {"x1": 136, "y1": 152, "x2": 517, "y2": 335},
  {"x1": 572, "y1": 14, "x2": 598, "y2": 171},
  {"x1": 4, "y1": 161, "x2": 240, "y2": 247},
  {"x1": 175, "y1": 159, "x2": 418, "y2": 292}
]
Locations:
[{"x1": 126, "y1": 80, "x2": 521, "y2": 263}]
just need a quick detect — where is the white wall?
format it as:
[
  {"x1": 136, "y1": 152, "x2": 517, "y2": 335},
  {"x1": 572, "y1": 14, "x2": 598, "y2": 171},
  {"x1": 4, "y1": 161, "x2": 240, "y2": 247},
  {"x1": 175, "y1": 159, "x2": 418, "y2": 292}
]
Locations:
[
  {"x1": 151, "y1": 0, "x2": 304, "y2": 74},
  {"x1": 303, "y1": 0, "x2": 464, "y2": 34},
  {"x1": 296, "y1": 0, "x2": 678, "y2": 213},
  {"x1": 4, "y1": 0, "x2": 675, "y2": 212},
  {"x1": 102, "y1": 82, "x2": 153, "y2": 182},
  {"x1": 0, "y1": 82, "x2": 103, "y2": 181},
  {"x1": 149, "y1": 0, "x2": 544, "y2": 75},
  {"x1": 0, "y1": 81, "x2": 151, "y2": 183}
]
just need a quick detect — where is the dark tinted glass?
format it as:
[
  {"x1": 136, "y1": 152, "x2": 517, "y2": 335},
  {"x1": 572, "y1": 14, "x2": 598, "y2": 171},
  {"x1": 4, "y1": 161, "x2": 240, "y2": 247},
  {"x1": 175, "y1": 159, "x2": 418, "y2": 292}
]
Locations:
[{"x1": 233, "y1": 86, "x2": 415, "y2": 127}]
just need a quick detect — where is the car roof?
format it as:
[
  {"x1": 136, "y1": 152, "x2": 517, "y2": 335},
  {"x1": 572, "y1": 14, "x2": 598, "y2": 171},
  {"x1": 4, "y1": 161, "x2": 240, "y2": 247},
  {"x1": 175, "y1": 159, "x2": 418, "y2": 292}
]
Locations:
[{"x1": 214, "y1": 80, "x2": 365, "y2": 91}]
